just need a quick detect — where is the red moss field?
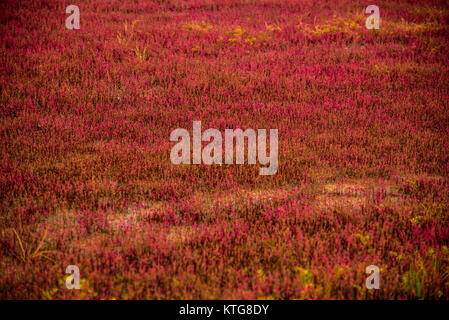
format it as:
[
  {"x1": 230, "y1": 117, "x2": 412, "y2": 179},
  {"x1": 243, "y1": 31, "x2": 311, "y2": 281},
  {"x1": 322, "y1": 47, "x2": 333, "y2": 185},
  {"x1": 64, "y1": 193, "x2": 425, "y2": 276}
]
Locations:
[{"x1": 1, "y1": 0, "x2": 449, "y2": 299}]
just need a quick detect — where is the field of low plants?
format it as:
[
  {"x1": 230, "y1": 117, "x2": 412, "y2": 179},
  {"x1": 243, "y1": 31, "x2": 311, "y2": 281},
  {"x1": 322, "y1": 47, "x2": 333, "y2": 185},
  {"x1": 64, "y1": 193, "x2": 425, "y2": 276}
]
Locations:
[{"x1": 1, "y1": 0, "x2": 449, "y2": 299}]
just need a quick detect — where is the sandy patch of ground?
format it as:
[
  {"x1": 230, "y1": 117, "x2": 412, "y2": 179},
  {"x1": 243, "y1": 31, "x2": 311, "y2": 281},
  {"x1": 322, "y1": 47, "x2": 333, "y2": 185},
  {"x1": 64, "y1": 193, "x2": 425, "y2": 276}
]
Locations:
[{"x1": 314, "y1": 178, "x2": 403, "y2": 211}]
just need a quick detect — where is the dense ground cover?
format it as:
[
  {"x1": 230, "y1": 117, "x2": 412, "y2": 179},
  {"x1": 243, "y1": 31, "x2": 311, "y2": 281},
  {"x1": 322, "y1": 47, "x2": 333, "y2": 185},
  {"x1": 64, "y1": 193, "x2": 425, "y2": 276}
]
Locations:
[{"x1": 1, "y1": 0, "x2": 449, "y2": 299}]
